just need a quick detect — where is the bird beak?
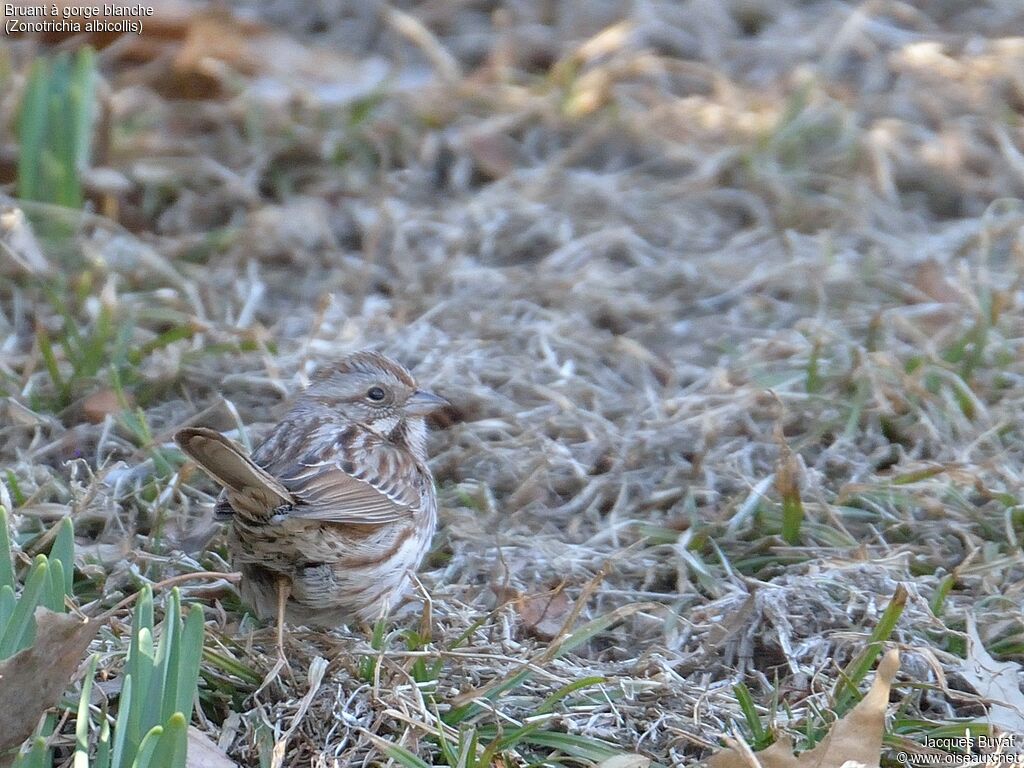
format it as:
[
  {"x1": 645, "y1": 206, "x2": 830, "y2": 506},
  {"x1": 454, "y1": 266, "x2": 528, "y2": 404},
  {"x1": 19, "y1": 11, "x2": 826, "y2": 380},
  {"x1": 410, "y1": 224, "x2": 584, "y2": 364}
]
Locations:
[{"x1": 406, "y1": 389, "x2": 450, "y2": 416}]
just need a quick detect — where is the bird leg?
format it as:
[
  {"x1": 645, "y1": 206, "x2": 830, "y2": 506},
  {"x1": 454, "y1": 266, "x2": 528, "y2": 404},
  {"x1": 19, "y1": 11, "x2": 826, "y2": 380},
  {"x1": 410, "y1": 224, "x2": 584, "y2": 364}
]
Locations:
[{"x1": 254, "y1": 575, "x2": 293, "y2": 692}]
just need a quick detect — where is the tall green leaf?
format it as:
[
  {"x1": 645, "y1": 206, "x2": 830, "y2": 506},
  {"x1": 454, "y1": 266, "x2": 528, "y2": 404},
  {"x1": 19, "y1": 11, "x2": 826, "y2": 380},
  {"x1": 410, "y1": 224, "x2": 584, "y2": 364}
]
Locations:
[
  {"x1": 0, "y1": 505, "x2": 15, "y2": 591},
  {"x1": 0, "y1": 555, "x2": 48, "y2": 657},
  {"x1": 50, "y1": 516, "x2": 75, "y2": 597},
  {"x1": 75, "y1": 656, "x2": 99, "y2": 768}
]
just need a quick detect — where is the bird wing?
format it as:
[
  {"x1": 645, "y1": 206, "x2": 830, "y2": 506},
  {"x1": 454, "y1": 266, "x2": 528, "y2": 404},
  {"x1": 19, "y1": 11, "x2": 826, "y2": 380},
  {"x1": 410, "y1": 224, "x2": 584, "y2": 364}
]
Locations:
[
  {"x1": 278, "y1": 435, "x2": 428, "y2": 525},
  {"x1": 281, "y1": 463, "x2": 419, "y2": 525},
  {"x1": 179, "y1": 421, "x2": 429, "y2": 527}
]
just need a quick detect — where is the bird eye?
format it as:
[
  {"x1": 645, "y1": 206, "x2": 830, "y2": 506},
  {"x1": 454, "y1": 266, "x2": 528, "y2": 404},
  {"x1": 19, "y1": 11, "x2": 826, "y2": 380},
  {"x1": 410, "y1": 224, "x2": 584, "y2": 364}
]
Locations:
[{"x1": 366, "y1": 386, "x2": 386, "y2": 402}]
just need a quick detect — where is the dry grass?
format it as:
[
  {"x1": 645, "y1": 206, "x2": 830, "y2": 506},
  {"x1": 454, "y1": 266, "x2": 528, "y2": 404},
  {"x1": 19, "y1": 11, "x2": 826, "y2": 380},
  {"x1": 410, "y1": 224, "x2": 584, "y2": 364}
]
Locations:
[{"x1": 4, "y1": 0, "x2": 1024, "y2": 765}]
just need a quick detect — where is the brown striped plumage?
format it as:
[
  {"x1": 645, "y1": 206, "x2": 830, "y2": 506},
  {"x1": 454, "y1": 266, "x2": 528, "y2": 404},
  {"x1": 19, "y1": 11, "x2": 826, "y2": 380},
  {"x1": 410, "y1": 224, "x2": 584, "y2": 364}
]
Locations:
[{"x1": 176, "y1": 351, "x2": 447, "y2": 629}]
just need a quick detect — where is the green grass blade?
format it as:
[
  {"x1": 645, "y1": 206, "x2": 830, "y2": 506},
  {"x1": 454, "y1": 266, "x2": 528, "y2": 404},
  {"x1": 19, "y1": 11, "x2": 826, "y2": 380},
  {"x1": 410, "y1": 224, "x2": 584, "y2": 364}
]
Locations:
[
  {"x1": 69, "y1": 47, "x2": 96, "y2": 172},
  {"x1": 95, "y1": 713, "x2": 112, "y2": 768},
  {"x1": 4, "y1": 472, "x2": 25, "y2": 508},
  {"x1": 154, "y1": 589, "x2": 182, "y2": 725},
  {"x1": 0, "y1": 585, "x2": 15, "y2": 629},
  {"x1": 833, "y1": 584, "x2": 907, "y2": 714},
  {"x1": 127, "y1": 325, "x2": 196, "y2": 366},
  {"x1": 47, "y1": 52, "x2": 77, "y2": 208},
  {"x1": 359, "y1": 616, "x2": 388, "y2": 681},
  {"x1": 13, "y1": 736, "x2": 49, "y2": 768},
  {"x1": 111, "y1": 674, "x2": 133, "y2": 768},
  {"x1": 467, "y1": 728, "x2": 481, "y2": 766},
  {"x1": 536, "y1": 676, "x2": 605, "y2": 715},
  {"x1": 126, "y1": 627, "x2": 155, "y2": 762},
  {"x1": 493, "y1": 720, "x2": 546, "y2": 751},
  {"x1": 137, "y1": 586, "x2": 154, "y2": 632},
  {"x1": 75, "y1": 655, "x2": 99, "y2": 768},
  {"x1": 50, "y1": 516, "x2": 75, "y2": 598},
  {"x1": 17, "y1": 47, "x2": 95, "y2": 209},
  {"x1": 131, "y1": 725, "x2": 163, "y2": 768},
  {"x1": 45, "y1": 558, "x2": 66, "y2": 612},
  {"x1": 433, "y1": 716, "x2": 458, "y2": 766},
  {"x1": 16, "y1": 58, "x2": 50, "y2": 201},
  {"x1": 777, "y1": 450, "x2": 804, "y2": 546},
  {"x1": 519, "y1": 731, "x2": 622, "y2": 761},
  {"x1": 377, "y1": 741, "x2": 432, "y2": 768},
  {"x1": 444, "y1": 668, "x2": 532, "y2": 726},
  {"x1": 152, "y1": 713, "x2": 188, "y2": 768},
  {"x1": 0, "y1": 505, "x2": 15, "y2": 590},
  {"x1": 78, "y1": 302, "x2": 115, "y2": 380},
  {"x1": 173, "y1": 603, "x2": 204, "y2": 722},
  {"x1": 805, "y1": 339, "x2": 822, "y2": 393},
  {"x1": 0, "y1": 555, "x2": 48, "y2": 657},
  {"x1": 36, "y1": 327, "x2": 67, "y2": 405},
  {"x1": 551, "y1": 603, "x2": 654, "y2": 660},
  {"x1": 734, "y1": 681, "x2": 768, "y2": 748},
  {"x1": 930, "y1": 573, "x2": 955, "y2": 618},
  {"x1": 201, "y1": 647, "x2": 262, "y2": 685}
]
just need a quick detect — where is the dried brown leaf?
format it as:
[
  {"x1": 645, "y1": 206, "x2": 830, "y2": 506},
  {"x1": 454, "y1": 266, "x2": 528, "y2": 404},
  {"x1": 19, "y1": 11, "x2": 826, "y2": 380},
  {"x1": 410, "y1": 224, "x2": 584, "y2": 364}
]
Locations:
[
  {"x1": 497, "y1": 584, "x2": 576, "y2": 640},
  {"x1": 707, "y1": 649, "x2": 900, "y2": 768},
  {"x1": 175, "y1": 11, "x2": 264, "y2": 78},
  {"x1": 82, "y1": 389, "x2": 130, "y2": 424},
  {"x1": 187, "y1": 726, "x2": 238, "y2": 768},
  {"x1": 959, "y1": 617, "x2": 1024, "y2": 733},
  {"x1": 0, "y1": 609, "x2": 100, "y2": 755}
]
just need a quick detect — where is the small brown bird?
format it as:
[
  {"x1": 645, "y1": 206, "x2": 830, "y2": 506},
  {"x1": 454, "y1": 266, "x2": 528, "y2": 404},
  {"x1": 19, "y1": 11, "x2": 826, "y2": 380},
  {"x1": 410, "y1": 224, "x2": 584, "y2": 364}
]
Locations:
[{"x1": 175, "y1": 351, "x2": 447, "y2": 651}]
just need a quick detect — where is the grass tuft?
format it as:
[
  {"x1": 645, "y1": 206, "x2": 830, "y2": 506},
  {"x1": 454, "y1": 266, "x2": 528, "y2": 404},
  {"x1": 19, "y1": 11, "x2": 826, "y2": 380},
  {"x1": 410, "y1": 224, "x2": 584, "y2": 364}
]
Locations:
[{"x1": 17, "y1": 48, "x2": 96, "y2": 209}]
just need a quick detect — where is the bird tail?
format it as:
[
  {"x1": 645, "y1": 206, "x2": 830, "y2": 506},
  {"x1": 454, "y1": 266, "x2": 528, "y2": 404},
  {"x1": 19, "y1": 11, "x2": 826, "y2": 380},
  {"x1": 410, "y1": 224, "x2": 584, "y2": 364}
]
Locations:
[{"x1": 175, "y1": 427, "x2": 293, "y2": 520}]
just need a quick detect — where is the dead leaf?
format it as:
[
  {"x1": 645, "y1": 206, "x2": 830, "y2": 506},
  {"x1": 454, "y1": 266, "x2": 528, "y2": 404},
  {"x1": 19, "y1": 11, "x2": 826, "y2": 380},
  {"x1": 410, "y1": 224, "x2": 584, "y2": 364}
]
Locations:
[
  {"x1": 521, "y1": 588, "x2": 575, "y2": 640},
  {"x1": 187, "y1": 726, "x2": 237, "y2": 768},
  {"x1": 174, "y1": 11, "x2": 263, "y2": 79},
  {"x1": 958, "y1": 616, "x2": 1024, "y2": 733},
  {"x1": 0, "y1": 609, "x2": 100, "y2": 754},
  {"x1": 497, "y1": 584, "x2": 576, "y2": 640},
  {"x1": 82, "y1": 389, "x2": 131, "y2": 423},
  {"x1": 707, "y1": 649, "x2": 900, "y2": 768}
]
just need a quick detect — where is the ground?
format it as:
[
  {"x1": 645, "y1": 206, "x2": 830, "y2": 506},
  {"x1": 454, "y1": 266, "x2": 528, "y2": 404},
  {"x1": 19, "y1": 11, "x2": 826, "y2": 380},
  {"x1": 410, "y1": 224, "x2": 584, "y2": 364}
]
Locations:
[{"x1": 3, "y1": 0, "x2": 1024, "y2": 766}]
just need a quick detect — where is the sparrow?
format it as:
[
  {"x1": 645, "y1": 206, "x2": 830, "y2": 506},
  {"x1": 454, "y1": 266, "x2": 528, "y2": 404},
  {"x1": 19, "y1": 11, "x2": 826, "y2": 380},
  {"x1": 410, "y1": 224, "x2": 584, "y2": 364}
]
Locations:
[{"x1": 176, "y1": 351, "x2": 448, "y2": 653}]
